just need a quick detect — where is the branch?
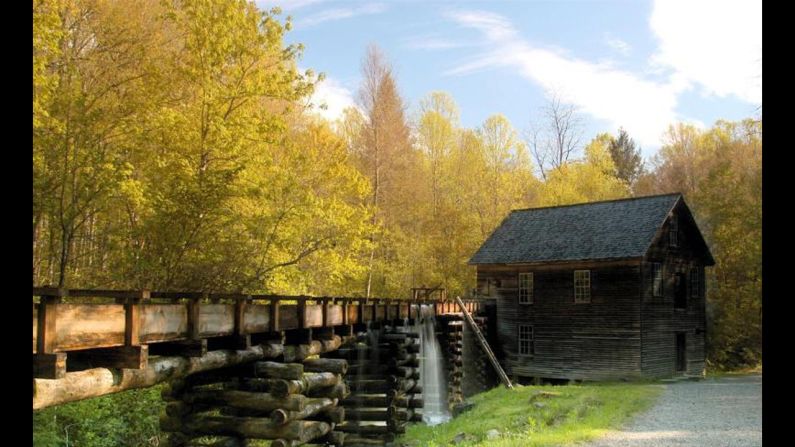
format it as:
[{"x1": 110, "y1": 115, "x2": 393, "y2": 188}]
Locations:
[{"x1": 260, "y1": 237, "x2": 334, "y2": 276}]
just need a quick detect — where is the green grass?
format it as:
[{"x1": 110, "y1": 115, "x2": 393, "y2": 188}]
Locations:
[
  {"x1": 398, "y1": 382, "x2": 663, "y2": 447},
  {"x1": 705, "y1": 364, "x2": 762, "y2": 378}
]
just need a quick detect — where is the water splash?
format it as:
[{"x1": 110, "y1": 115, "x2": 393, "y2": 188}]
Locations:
[{"x1": 417, "y1": 304, "x2": 451, "y2": 426}]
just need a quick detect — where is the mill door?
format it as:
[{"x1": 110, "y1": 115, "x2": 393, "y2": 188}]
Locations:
[{"x1": 675, "y1": 332, "x2": 686, "y2": 373}]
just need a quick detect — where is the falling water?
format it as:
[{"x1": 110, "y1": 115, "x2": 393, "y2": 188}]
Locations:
[{"x1": 417, "y1": 304, "x2": 451, "y2": 426}]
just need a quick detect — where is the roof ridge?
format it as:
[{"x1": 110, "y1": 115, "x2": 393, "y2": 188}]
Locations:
[{"x1": 510, "y1": 193, "x2": 682, "y2": 213}]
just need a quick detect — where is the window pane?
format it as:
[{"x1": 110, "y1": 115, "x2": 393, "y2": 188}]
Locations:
[
  {"x1": 519, "y1": 325, "x2": 533, "y2": 355},
  {"x1": 519, "y1": 273, "x2": 533, "y2": 304}
]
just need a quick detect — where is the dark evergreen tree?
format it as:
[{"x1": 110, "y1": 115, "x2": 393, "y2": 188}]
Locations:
[{"x1": 608, "y1": 128, "x2": 644, "y2": 187}]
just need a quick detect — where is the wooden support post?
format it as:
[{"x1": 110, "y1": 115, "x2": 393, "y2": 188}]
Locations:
[
  {"x1": 271, "y1": 300, "x2": 281, "y2": 332},
  {"x1": 321, "y1": 298, "x2": 330, "y2": 327},
  {"x1": 187, "y1": 297, "x2": 201, "y2": 340},
  {"x1": 340, "y1": 299, "x2": 348, "y2": 325},
  {"x1": 125, "y1": 290, "x2": 148, "y2": 347},
  {"x1": 34, "y1": 292, "x2": 66, "y2": 379},
  {"x1": 232, "y1": 296, "x2": 251, "y2": 349},
  {"x1": 298, "y1": 298, "x2": 307, "y2": 330}
]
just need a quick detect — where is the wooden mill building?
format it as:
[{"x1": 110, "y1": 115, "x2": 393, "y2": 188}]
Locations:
[{"x1": 469, "y1": 193, "x2": 714, "y2": 381}]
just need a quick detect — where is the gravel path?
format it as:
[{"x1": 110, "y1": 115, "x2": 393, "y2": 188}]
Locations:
[{"x1": 585, "y1": 374, "x2": 762, "y2": 447}]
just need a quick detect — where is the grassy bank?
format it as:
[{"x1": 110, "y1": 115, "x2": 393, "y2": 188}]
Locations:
[
  {"x1": 33, "y1": 386, "x2": 165, "y2": 447},
  {"x1": 705, "y1": 364, "x2": 762, "y2": 378},
  {"x1": 398, "y1": 382, "x2": 663, "y2": 447}
]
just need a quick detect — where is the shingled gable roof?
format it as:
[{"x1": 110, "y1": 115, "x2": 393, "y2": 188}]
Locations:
[{"x1": 469, "y1": 193, "x2": 713, "y2": 265}]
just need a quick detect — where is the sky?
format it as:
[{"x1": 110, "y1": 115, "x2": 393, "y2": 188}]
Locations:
[{"x1": 257, "y1": 0, "x2": 761, "y2": 158}]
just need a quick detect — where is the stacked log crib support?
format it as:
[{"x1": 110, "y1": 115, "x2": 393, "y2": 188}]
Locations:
[
  {"x1": 159, "y1": 341, "x2": 348, "y2": 447},
  {"x1": 332, "y1": 323, "x2": 422, "y2": 447},
  {"x1": 436, "y1": 314, "x2": 464, "y2": 411},
  {"x1": 461, "y1": 315, "x2": 498, "y2": 399}
]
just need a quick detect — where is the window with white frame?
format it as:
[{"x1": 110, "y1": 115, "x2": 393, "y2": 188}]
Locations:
[
  {"x1": 669, "y1": 215, "x2": 678, "y2": 247},
  {"x1": 519, "y1": 325, "x2": 534, "y2": 356},
  {"x1": 574, "y1": 270, "x2": 591, "y2": 303},
  {"x1": 652, "y1": 263, "x2": 663, "y2": 297},
  {"x1": 519, "y1": 272, "x2": 533, "y2": 304},
  {"x1": 690, "y1": 266, "x2": 700, "y2": 299}
]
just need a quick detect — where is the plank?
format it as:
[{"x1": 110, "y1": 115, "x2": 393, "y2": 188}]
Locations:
[
  {"x1": 303, "y1": 304, "x2": 323, "y2": 328},
  {"x1": 243, "y1": 304, "x2": 270, "y2": 333},
  {"x1": 279, "y1": 306, "x2": 300, "y2": 330},
  {"x1": 139, "y1": 304, "x2": 188, "y2": 343},
  {"x1": 198, "y1": 304, "x2": 235, "y2": 337},
  {"x1": 327, "y1": 305, "x2": 343, "y2": 326},
  {"x1": 55, "y1": 304, "x2": 126, "y2": 351},
  {"x1": 346, "y1": 304, "x2": 358, "y2": 324}
]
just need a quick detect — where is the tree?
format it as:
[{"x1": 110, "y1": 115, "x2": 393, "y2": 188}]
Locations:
[
  {"x1": 637, "y1": 119, "x2": 762, "y2": 369},
  {"x1": 537, "y1": 133, "x2": 629, "y2": 206},
  {"x1": 33, "y1": 0, "x2": 169, "y2": 287},
  {"x1": 608, "y1": 128, "x2": 644, "y2": 188},
  {"x1": 416, "y1": 91, "x2": 459, "y2": 211},
  {"x1": 352, "y1": 44, "x2": 416, "y2": 297},
  {"x1": 527, "y1": 92, "x2": 585, "y2": 180}
]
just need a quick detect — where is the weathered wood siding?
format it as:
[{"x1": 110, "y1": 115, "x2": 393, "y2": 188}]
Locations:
[
  {"x1": 243, "y1": 305, "x2": 270, "y2": 333},
  {"x1": 477, "y1": 262, "x2": 643, "y2": 381},
  {"x1": 140, "y1": 304, "x2": 188, "y2": 343},
  {"x1": 327, "y1": 305, "x2": 343, "y2": 326},
  {"x1": 55, "y1": 304, "x2": 127, "y2": 351},
  {"x1": 641, "y1": 205, "x2": 707, "y2": 378}
]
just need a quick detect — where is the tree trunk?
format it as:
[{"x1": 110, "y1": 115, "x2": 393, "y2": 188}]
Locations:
[
  {"x1": 160, "y1": 414, "x2": 330, "y2": 441},
  {"x1": 33, "y1": 342, "x2": 283, "y2": 409}
]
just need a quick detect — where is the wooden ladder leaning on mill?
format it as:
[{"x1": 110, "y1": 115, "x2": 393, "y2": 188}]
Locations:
[{"x1": 454, "y1": 296, "x2": 514, "y2": 389}]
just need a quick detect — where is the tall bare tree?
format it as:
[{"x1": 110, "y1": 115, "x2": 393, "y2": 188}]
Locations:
[
  {"x1": 354, "y1": 44, "x2": 413, "y2": 297},
  {"x1": 526, "y1": 92, "x2": 585, "y2": 180}
]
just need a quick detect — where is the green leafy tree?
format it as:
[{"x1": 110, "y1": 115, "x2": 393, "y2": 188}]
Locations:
[{"x1": 537, "y1": 133, "x2": 629, "y2": 206}]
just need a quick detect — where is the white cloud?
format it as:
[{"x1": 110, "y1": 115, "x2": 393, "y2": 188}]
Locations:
[
  {"x1": 445, "y1": 10, "x2": 684, "y2": 148},
  {"x1": 604, "y1": 33, "x2": 631, "y2": 56},
  {"x1": 403, "y1": 36, "x2": 470, "y2": 51},
  {"x1": 649, "y1": 0, "x2": 761, "y2": 104},
  {"x1": 297, "y1": 3, "x2": 387, "y2": 27},
  {"x1": 308, "y1": 76, "x2": 358, "y2": 122}
]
